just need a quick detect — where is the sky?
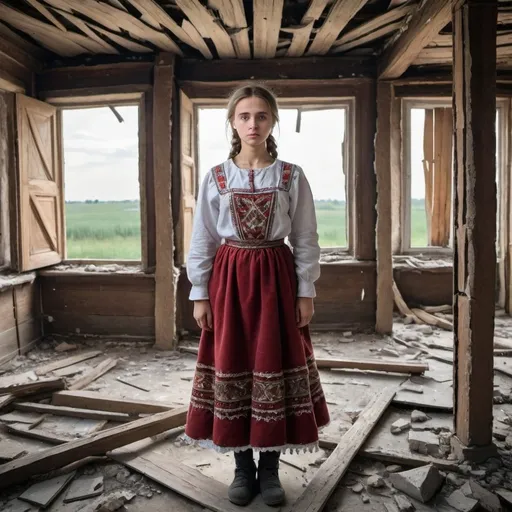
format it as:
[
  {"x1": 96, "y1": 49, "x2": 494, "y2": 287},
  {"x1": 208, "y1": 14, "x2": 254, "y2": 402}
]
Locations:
[{"x1": 61, "y1": 103, "x2": 429, "y2": 202}]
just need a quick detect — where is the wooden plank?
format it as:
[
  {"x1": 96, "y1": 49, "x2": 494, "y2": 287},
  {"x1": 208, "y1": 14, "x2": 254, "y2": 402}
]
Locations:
[
  {"x1": 14, "y1": 402, "x2": 133, "y2": 423},
  {"x1": 316, "y1": 358, "x2": 428, "y2": 374},
  {"x1": 333, "y1": 3, "x2": 414, "y2": 49},
  {"x1": 19, "y1": 472, "x2": 76, "y2": 508},
  {"x1": 6, "y1": 423, "x2": 70, "y2": 444},
  {"x1": 112, "y1": 450, "x2": 245, "y2": 512},
  {"x1": 0, "y1": 378, "x2": 65, "y2": 398},
  {"x1": 379, "y1": 0, "x2": 451, "y2": 79},
  {"x1": 35, "y1": 351, "x2": 102, "y2": 376},
  {"x1": 68, "y1": 358, "x2": 117, "y2": 391},
  {"x1": 176, "y1": 56, "x2": 376, "y2": 81},
  {"x1": 452, "y1": 0, "x2": 497, "y2": 449},
  {"x1": 375, "y1": 82, "x2": 393, "y2": 334},
  {"x1": 286, "y1": 0, "x2": 329, "y2": 57},
  {"x1": 52, "y1": 390, "x2": 176, "y2": 415},
  {"x1": 153, "y1": 54, "x2": 176, "y2": 349},
  {"x1": 411, "y1": 308, "x2": 453, "y2": 330},
  {"x1": 253, "y1": 0, "x2": 285, "y2": 58},
  {"x1": 0, "y1": 407, "x2": 188, "y2": 488},
  {"x1": 44, "y1": 313, "x2": 155, "y2": 337},
  {"x1": 333, "y1": 21, "x2": 403, "y2": 54},
  {"x1": 392, "y1": 281, "x2": 423, "y2": 324},
  {"x1": 25, "y1": 0, "x2": 67, "y2": 31},
  {"x1": 289, "y1": 387, "x2": 396, "y2": 512},
  {"x1": 307, "y1": 0, "x2": 368, "y2": 56},
  {"x1": 175, "y1": 0, "x2": 236, "y2": 58},
  {"x1": 0, "y1": 394, "x2": 15, "y2": 410},
  {"x1": 211, "y1": 0, "x2": 250, "y2": 58}
]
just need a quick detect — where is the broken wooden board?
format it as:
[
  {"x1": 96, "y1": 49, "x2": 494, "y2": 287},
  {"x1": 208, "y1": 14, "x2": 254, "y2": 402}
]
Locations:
[
  {"x1": 6, "y1": 423, "x2": 70, "y2": 444},
  {"x1": 53, "y1": 390, "x2": 176, "y2": 415},
  {"x1": 393, "y1": 377, "x2": 453, "y2": 411},
  {"x1": 0, "y1": 439, "x2": 28, "y2": 462},
  {"x1": 53, "y1": 364, "x2": 87, "y2": 378},
  {"x1": 68, "y1": 358, "x2": 117, "y2": 391},
  {"x1": 316, "y1": 358, "x2": 428, "y2": 375},
  {"x1": 19, "y1": 471, "x2": 76, "y2": 508},
  {"x1": 288, "y1": 386, "x2": 396, "y2": 512},
  {"x1": 0, "y1": 407, "x2": 188, "y2": 488},
  {"x1": 15, "y1": 402, "x2": 133, "y2": 422},
  {"x1": 112, "y1": 450, "x2": 250, "y2": 512},
  {"x1": 35, "y1": 351, "x2": 102, "y2": 376},
  {"x1": 0, "y1": 377, "x2": 65, "y2": 398},
  {"x1": 0, "y1": 411, "x2": 43, "y2": 424},
  {"x1": 63, "y1": 475, "x2": 104, "y2": 502},
  {"x1": 0, "y1": 394, "x2": 15, "y2": 410}
]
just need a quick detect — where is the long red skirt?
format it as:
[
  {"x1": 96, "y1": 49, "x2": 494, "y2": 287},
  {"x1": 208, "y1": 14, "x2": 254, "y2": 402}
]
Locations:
[{"x1": 184, "y1": 242, "x2": 330, "y2": 453}]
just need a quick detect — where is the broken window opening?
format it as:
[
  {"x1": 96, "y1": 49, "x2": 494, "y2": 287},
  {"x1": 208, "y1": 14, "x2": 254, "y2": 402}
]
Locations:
[
  {"x1": 405, "y1": 100, "x2": 504, "y2": 253},
  {"x1": 197, "y1": 105, "x2": 348, "y2": 249},
  {"x1": 61, "y1": 105, "x2": 141, "y2": 261}
]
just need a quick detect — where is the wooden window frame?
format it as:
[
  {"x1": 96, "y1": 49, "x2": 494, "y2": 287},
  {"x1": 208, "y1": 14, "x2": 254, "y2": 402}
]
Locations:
[
  {"x1": 44, "y1": 92, "x2": 152, "y2": 270},
  {"x1": 400, "y1": 97, "x2": 509, "y2": 256},
  {"x1": 190, "y1": 97, "x2": 356, "y2": 255}
]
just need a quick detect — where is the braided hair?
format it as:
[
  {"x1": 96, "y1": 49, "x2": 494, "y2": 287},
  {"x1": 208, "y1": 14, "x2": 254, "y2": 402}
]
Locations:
[{"x1": 226, "y1": 83, "x2": 279, "y2": 160}]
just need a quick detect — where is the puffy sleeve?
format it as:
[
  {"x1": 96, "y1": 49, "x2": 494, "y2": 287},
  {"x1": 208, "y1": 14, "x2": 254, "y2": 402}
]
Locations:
[
  {"x1": 187, "y1": 170, "x2": 222, "y2": 300},
  {"x1": 288, "y1": 166, "x2": 321, "y2": 298}
]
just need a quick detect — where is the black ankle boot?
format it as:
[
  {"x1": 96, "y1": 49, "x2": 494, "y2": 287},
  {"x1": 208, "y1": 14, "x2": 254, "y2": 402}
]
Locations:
[
  {"x1": 258, "y1": 451, "x2": 285, "y2": 506},
  {"x1": 228, "y1": 449, "x2": 257, "y2": 506}
]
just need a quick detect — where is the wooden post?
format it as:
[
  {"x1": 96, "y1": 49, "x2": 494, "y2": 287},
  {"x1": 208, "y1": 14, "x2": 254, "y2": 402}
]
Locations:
[
  {"x1": 153, "y1": 54, "x2": 176, "y2": 349},
  {"x1": 452, "y1": 0, "x2": 497, "y2": 461},
  {"x1": 375, "y1": 82, "x2": 393, "y2": 334}
]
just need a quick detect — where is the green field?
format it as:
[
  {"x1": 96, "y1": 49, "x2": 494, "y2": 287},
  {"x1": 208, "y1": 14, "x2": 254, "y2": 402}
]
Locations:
[{"x1": 65, "y1": 199, "x2": 430, "y2": 259}]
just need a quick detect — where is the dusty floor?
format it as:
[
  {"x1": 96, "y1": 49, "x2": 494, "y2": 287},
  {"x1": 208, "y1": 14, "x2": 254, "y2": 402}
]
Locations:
[{"x1": 1, "y1": 314, "x2": 512, "y2": 511}]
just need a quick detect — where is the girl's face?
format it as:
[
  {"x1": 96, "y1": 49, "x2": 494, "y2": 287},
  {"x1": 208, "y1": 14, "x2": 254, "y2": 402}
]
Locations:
[{"x1": 232, "y1": 96, "x2": 274, "y2": 151}]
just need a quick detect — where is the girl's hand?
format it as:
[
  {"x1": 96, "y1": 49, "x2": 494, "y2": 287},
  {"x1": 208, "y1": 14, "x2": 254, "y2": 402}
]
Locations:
[
  {"x1": 194, "y1": 300, "x2": 213, "y2": 331},
  {"x1": 296, "y1": 297, "x2": 314, "y2": 328}
]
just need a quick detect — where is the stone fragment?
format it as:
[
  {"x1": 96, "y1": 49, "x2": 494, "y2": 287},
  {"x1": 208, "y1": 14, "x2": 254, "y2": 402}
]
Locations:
[
  {"x1": 367, "y1": 475, "x2": 385, "y2": 488},
  {"x1": 408, "y1": 430, "x2": 441, "y2": 456},
  {"x1": 394, "y1": 494, "x2": 415, "y2": 512},
  {"x1": 461, "y1": 480, "x2": 502, "y2": 512},
  {"x1": 389, "y1": 465, "x2": 444, "y2": 503},
  {"x1": 391, "y1": 418, "x2": 411, "y2": 435},
  {"x1": 411, "y1": 410, "x2": 430, "y2": 423},
  {"x1": 445, "y1": 489, "x2": 479, "y2": 512},
  {"x1": 352, "y1": 483, "x2": 364, "y2": 494}
]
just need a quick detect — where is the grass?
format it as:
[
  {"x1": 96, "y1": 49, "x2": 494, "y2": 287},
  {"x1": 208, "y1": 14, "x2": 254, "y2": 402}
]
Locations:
[{"x1": 64, "y1": 199, "x2": 431, "y2": 259}]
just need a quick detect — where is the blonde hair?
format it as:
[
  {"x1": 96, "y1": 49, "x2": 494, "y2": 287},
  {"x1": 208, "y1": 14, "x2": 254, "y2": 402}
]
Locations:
[{"x1": 226, "y1": 83, "x2": 279, "y2": 160}]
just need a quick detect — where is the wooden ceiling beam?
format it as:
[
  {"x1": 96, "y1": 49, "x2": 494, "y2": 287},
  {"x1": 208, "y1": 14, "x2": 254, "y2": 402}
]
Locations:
[
  {"x1": 176, "y1": 55, "x2": 376, "y2": 81},
  {"x1": 43, "y1": 0, "x2": 183, "y2": 54},
  {"x1": 124, "y1": 0, "x2": 212, "y2": 59},
  {"x1": 332, "y1": 3, "x2": 414, "y2": 49},
  {"x1": 285, "y1": 0, "x2": 329, "y2": 57},
  {"x1": 209, "y1": 0, "x2": 251, "y2": 58},
  {"x1": 332, "y1": 20, "x2": 403, "y2": 54},
  {"x1": 378, "y1": 0, "x2": 451, "y2": 79},
  {"x1": 307, "y1": 0, "x2": 369, "y2": 56},
  {"x1": 253, "y1": 0, "x2": 285, "y2": 59},
  {"x1": 176, "y1": 0, "x2": 236, "y2": 58},
  {"x1": 25, "y1": 0, "x2": 67, "y2": 32}
]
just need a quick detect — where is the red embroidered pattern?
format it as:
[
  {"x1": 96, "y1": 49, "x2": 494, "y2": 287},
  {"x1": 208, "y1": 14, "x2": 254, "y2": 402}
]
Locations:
[
  {"x1": 231, "y1": 192, "x2": 277, "y2": 240},
  {"x1": 213, "y1": 165, "x2": 227, "y2": 193},
  {"x1": 279, "y1": 162, "x2": 294, "y2": 191},
  {"x1": 190, "y1": 357, "x2": 325, "y2": 422}
]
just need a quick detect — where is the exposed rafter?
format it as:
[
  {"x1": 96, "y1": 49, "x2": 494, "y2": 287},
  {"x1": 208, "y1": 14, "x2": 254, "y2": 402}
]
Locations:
[
  {"x1": 307, "y1": 0, "x2": 368, "y2": 56},
  {"x1": 25, "y1": 0, "x2": 67, "y2": 32},
  {"x1": 176, "y1": 0, "x2": 236, "y2": 58},
  {"x1": 209, "y1": 0, "x2": 251, "y2": 58},
  {"x1": 379, "y1": 0, "x2": 451, "y2": 79},
  {"x1": 253, "y1": 0, "x2": 285, "y2": 59},
  {"x1": 285, "y1": 0, "x2": 329, "y2": 57}
]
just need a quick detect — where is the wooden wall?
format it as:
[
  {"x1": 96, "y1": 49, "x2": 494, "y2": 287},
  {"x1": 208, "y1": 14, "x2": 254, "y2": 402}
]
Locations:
[
  {"x1": 394, "y1": 266, "x2": 453, "y2": 306},
  {"x1": 0, "y1": 280, "x2": 42, "y2": 366},
  {"x1": 40, "y1": 272, "x2": 155, "y2": 338}
]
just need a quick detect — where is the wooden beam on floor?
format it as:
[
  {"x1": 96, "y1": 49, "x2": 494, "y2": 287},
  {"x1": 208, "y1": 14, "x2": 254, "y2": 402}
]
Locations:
[
  {"x1": 0, "y1": 407, "x2": 188, "y2": 489},
  {"x1": 68, "y1": 358, "x2": 117, "y2": 391},
  {"x1": 307, "y1": 0, "x2": 368, "y2": 56},
  {"x1": 153, "y1": 53, "x2": 176, "y2": 350},
  {"x1": 452, "y1": 0, "x2": 497, "y2": 460},
  {"x1": 0, "y1": 378, "x2": 65, "y2": 398},
  {"x1": 316, "y1": 358, "x2": 428, "y2": 375},
  {"x1": 375, "y1": 82, "x2": 394, "y2": 334},
  {"x1": 35, "y1": 350, "x2": 102, "y2": 376},
  {"x1": 52, "y1": 390, "x2": 176, "y2": 415},
  {"x1": 289, "y1": 387, "x2": 396, "y2": 512},
  {"x1": 379, "y1": 0, "x2": 451, "y2": 79}
]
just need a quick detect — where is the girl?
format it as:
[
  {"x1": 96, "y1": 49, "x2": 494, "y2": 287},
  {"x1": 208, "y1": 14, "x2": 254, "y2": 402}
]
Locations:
[{"x1": 184, "y1": 84, "x2": 329, "y2": 507}]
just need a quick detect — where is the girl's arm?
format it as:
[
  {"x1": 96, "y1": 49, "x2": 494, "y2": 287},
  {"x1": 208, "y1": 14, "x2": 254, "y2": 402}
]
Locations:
[
  {"x1": 187, "y1": 171, "x2": 222, "y2": 301},
  {"x1": 288, "y1": 166, "x2": 321, "y2": 298}
]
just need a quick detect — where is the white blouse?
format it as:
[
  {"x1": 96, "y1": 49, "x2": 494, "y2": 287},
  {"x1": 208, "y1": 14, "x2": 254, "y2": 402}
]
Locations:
[{"x1": 187, "y1": 159, "x2": 321, "y2": 301}]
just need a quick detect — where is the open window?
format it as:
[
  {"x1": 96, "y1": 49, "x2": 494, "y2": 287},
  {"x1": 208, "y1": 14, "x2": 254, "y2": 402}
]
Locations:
[
  {"x1": 191, "y1": 100, "x2": 351, "y2": 254},
  {"x1": 402, "y1": 99, "x2": 506, "y2": 254}
]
